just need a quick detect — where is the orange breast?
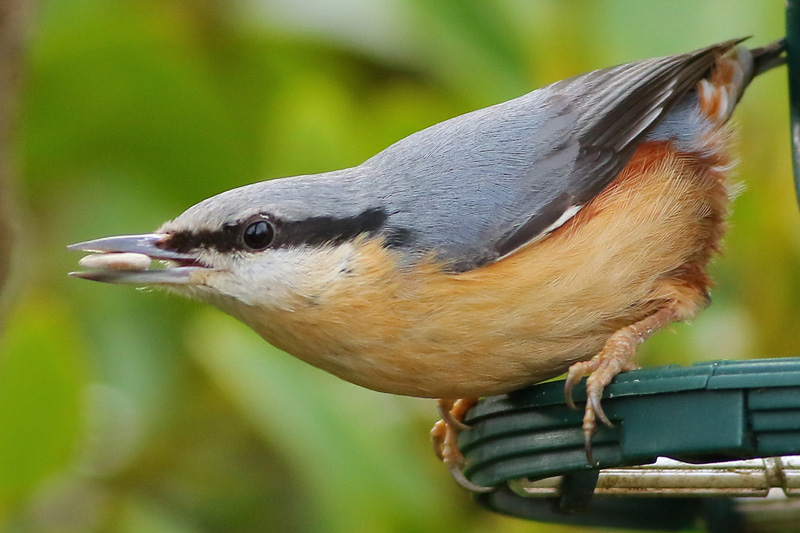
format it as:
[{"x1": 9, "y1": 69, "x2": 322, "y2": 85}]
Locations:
[{"x1": 233, "y1": 140, "x2": 732, "y2": 399}]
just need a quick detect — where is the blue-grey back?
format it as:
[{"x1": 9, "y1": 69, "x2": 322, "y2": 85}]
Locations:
[{"x1": 169, "y1": 40, "x2": 738, "y2": 271}]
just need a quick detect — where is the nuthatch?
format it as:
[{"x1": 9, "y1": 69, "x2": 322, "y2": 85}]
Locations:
[{"x1": 70, "y1": 38, "x2": 785, "y2": 490}]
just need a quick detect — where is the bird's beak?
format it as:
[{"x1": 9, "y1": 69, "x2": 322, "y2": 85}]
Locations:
[{"x1": 68, "y1": 233, "x2": 208, "y2": 285}]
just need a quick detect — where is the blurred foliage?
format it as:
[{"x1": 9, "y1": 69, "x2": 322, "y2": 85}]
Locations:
[{"x1": 0, "y1": 0, "x2": 794, "y2": 531}]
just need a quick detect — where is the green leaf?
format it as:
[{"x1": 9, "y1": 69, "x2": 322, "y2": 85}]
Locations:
[{"x1": 0, "y1": 296, "x2": 89, "y2": 508}]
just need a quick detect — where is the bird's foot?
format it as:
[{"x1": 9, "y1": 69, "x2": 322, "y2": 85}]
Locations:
[
  {"x1": 564, "y1": 305, "x2": 679, "y2": 464},
  {"x1": 431, "y1": 398, "x2": 476, "y2": 466},
  {"x1": 564, "y1": 334, "x2": 641, "y2": 464},
  {"x1": 431, "y1": 398, "x2": 493, "y2": 492}
]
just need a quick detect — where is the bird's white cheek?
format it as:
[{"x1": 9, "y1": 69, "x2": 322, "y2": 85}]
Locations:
[{"x1": 196, "y1": 245, "x2": 358, "y2": 311}]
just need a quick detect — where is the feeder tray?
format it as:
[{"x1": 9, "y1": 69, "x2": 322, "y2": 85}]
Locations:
[{"x1": 458, "y1": 357, "x2": 800, "y2": 530}]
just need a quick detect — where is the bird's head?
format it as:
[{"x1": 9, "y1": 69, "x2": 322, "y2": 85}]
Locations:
[{"x1": 69, "y1": 174, "x2": 397, "y2": 316}]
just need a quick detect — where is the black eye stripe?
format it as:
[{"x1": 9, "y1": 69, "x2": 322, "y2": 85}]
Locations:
[
  {"x1": 165, "y1": 225, "x2": 239, "y2": 254},
  {"x1": 162, "y1": 207, "x2": 412, "y2": 254},
  {"x1": 275, "y1": 208, "x2": 387, "y2": 248}
]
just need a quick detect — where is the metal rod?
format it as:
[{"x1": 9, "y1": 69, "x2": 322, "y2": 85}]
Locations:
[{"x1": 510, "y1": 456, "x2": 800, "y2": 498}]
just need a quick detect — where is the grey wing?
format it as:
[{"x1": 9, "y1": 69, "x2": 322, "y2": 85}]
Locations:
[{"x1": 368, "y1": 38, "x2": 741, "y2": 272}]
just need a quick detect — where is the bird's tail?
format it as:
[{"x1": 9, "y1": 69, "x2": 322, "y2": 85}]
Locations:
[
  {"x1": 750, "y1": 38, "x2": 787, "y2": 78},
  {"x1": 698, "y1": 38, "x2": 785, "y2": 123}
]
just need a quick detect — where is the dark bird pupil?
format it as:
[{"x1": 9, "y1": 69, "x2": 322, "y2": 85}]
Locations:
[{"x1": 243, "y1": 220, "x2": 274, "y2": 250}]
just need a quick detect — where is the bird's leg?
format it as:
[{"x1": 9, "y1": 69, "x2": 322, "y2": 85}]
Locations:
[
  {"x1": 564, "y1": 305, "x2": 679, "y2": 462},
  {"x1": 431, "y1": 398, "x2": 493, "y2": 492}
]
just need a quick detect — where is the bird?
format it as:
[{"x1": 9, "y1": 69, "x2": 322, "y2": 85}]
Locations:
[{"x1": 70, "y1": 37, "x2": 785, "y2": 491}]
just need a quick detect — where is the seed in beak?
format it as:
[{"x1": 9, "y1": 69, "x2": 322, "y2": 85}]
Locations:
[{"x1": 79, "y1": 252, "x2": 153, "y2": 271}]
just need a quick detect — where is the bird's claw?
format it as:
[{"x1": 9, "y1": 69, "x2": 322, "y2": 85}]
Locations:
[
  {"x1": 431, "y1": 398, "x2": 476, "y2": 464},
  {"x1": 564, "y1": 360, "x2": 589, "y2": 410},
  {"x1": 581, "y1": 393, "x2": 613, "y2": 466},
  {"x1": 436, "y1": 399, "x2": 475, "y2": 433},
  {"x1": 588, "y1": 389, "x2": 613, "y2": 428},
  {"x1": 431, "y1": 398, "x2": 495, "y2": 493},
  {"x1": 566, "y1": 338, "x2": 640, "y2": 464},
  {"x1": 448, "y1": 463, "x2": 495, "y2": 493}
]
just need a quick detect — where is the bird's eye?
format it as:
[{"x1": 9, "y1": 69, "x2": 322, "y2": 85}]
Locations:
[{"x1": 242, "y1": 218, "x2": 275, "y2": 250}]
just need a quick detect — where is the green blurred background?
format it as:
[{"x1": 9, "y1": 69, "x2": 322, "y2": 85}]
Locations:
[{"x1": 0, "y1": 1, "x2": 795, "y2": 531}]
